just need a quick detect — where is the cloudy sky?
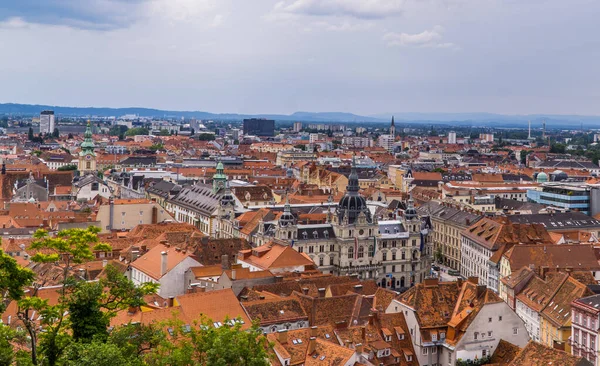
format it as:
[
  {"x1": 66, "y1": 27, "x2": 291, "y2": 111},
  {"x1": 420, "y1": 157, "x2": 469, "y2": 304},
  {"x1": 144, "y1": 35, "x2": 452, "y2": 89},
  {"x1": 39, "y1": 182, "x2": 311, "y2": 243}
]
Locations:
[{"x1": 0, "y1": 0, "x2": 598, "y2": 115}]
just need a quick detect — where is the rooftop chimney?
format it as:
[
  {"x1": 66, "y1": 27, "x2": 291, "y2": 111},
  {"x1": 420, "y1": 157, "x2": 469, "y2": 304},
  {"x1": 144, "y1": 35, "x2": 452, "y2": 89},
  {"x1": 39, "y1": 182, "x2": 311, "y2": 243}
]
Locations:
[
  {"x1": 161, "y1": 251, "x2": 168, "y2": 276},
  {"x1": 221, "y1": 254, "x2": 230, "y2": 270},
  {"x1": 231, "y1": 269, "x2": 236, "y2": 280},
  {"x1": 353, "y1": 284, "x2": 363, "y2": 294},
  {"x1": 356, "y1": 343, "x2": 364, "y2": 354},
  {"x1": 102, "y1": 259, "x2": 108, "y2": 268},
  {"x1": 310, "y1": 326, "x2": 318, "y2": 338},
  {"x1": 277, "y1": 329, "x2": 288, "y2": 344},
  {"x1": 167, "y1": 296, "x2": 174, "y2": 308},
  {"x1": 308, "y1": 337, "x2": 317, "y2": 355}
]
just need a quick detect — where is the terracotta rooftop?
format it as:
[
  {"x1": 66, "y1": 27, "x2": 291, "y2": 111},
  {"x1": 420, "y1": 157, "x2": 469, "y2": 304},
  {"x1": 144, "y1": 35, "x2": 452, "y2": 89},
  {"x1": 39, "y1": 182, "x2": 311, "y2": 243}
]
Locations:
[
  {"x1": 130, "y1": 244, "x2": 194, "y2": 280},
  {"x1": 508, "y1": 340, "x2": 591, "y2": 366},
  {"x1": 489, "y1": 339, "x2": 521, "y2": 365},
  {"x1": 238, "y1": 242, "x2": 314, "y2": 271},
  {"x1": 242, "y1": 298, "x2": 307, "y2": 326}
]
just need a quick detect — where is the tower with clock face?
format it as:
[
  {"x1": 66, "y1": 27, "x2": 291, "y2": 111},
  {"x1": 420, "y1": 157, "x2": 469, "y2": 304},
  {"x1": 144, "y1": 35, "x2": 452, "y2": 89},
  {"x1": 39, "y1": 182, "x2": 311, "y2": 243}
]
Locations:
[{"x1": 78, "y1": 121, "x2": 97, "y2": 175}]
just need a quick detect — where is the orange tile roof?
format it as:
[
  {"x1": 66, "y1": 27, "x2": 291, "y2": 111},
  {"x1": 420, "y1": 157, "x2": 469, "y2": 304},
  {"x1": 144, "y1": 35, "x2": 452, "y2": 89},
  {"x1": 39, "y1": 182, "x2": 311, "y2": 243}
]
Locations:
[
  {"x1": 238, "y1": 242, "x2": 314, "y2": 270},
  {"x1": 130, "y1": 244, "x2": 195, "y2": 280}
]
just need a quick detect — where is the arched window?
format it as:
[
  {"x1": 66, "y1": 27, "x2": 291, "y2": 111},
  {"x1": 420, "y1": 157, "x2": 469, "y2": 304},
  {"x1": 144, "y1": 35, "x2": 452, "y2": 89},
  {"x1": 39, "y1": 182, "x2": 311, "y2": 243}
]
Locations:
[
  {"x1": 368, "y1": 245, "x2": 375, "y2": 257},
  {"x1": 287, "y1": 231, "x2": 292, "y2": 239},
  {"x1": 401, "y1": 250, "x2": 405, "y2": 260},
  {"x1": 358, "y1": 246, "x2": 364, "y2": 259},
  {"x1": 348, "y1": 246, "x2": 354, "y2": 259}
]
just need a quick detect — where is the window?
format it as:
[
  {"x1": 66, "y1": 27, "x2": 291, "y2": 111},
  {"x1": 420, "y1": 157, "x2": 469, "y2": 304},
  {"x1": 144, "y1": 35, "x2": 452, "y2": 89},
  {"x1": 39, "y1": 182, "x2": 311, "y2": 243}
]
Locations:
[
  {"x1": 358, "y1": 246, "x2": 364, "y2": 259},
  {"x1": 330, "y1": 244, "x2": 335, "y2": 251},
  {"x1": 319, "y1": 257, "x2": 324, "y2": 266},
  {"x1": 513, "y1": 327, "x2": 518, "y2": 335},
  {"x1": 499, "y1": 316, "x2": 503, "y2": 321},
  {"x1": 298, "y1": 247, "x2": 303, "y2": 253},
  {"x1": 432, "y1": 334, "x2": 437, "y2": 341},
  {"x1": 449, "y1": 352, "x2": 452, "y2": 364},
  {"x1": 319, "y1": 245, "x2": 324, "y2": 253},
  {"x1": 309, "y1": 246, "x2": 314, "y2": 254},
  {"x1": 432, "y1": 347, "x2": 437, "y2": 354},
  {"x1": 348, "y1": 247, "x2": 354, "y2": 259},
  {"x1": 401, "y1": 251, "x2": 405, "y2": 260},
  {"x1": 474, "y1": 332, "x2": 478, "y2": 340},
  {"x1": 382, "y1": 252, "x2": 387, "y2": 261},
  {"x1": 368, "y1": 245, "x2": 375, "y2": 257},
  {"x1": 488, "y1": 317, "x2": 492, "y2": 323},
  {"x1": 422, "y1": 348, "x2": 428, "y2": 355},
  {"x1": 91, "y1": 182, "x2": 99, "y2": 191},
  {"x1": 488, "y1": 331, "x2": 492, "y2": 337},
  {"x1": 440, "y1": 332, "x2": 446, "y2": 339},
  {"x1": 482, "y1": 350, "x2": 487, "y2": 357}
]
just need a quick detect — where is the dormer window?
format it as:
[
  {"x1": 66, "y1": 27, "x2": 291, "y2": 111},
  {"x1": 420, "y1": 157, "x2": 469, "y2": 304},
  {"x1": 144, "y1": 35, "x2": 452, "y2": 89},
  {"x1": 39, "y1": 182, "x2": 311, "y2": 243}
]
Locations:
[
  {"x1": 302, "y1": 231, "x2": 308, "y2": 239},
  {"x1": 313, "y1": 231, "x2": 318, "y2": 239},
  {"x1": 324, "y1": 231, "x2": 329, "y2": 239}
]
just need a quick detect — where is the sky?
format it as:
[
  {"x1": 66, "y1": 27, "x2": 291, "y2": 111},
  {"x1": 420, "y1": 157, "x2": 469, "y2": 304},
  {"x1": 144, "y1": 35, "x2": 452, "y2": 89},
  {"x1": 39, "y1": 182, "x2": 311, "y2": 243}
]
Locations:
[{"x1": 0, "y1": 0, "x2": 599, "y2": 116}]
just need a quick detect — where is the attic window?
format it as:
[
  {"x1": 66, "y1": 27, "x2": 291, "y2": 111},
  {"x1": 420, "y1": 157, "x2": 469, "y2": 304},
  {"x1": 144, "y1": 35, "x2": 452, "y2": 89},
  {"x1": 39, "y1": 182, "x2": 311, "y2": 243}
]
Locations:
[
  {"x1": 302, "y1": 231, "x2": 308, "y2": 239},
  {"x1": 324, "y1": 231, "x2": 329, "y2": 239}
]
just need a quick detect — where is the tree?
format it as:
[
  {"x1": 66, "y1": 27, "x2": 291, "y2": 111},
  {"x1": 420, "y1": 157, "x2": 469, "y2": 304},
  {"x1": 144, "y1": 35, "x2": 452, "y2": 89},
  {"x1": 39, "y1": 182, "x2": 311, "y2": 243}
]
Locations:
[
  {"x1": 294, "y1": 144, "x2": 306, "y2": 151},
  {"x1": 28, "y1": 127, "x2": 34, "y2": 141},
  {"x1": 52, "y1": 128, "x2": 60, "y2": 138},
  {"x1": 158, "y1": 129, "x2": 171, "y2": 136},
  {"x1": 68, "y1": 265, "x2": 158, "y2": 343},
  {"x1": 58, "y1": 165, "x2": 78, "y2": 171},
  {"x1": 125, "y1": 127, "x2": 149, "y2": 136},
  {"x1": 196, "y1": 133, "x2": 215, "y2": 141},
  {"x1": 0, "y1": 325, "x2": 16, "y2": 366},
  {"x1": 108, "y1": 125, "x2": 129, "y2": 137},
  {"x1": 0, "y1": 249, "x2": 35, "y2": 314},
  {"x1": 67, "y1": 133, "x2": 74, "y2": 139},
  {"x1": 150, "y1": 144, "x2": 164, "y2": 152},
  {"x1": 18, "y1": 227, "x2": 112, "y2": 366},
  {"x1": 550, "y1": 143, "x2": 566, "y2": 154},
  {"x1": 145, "y1": 316, "x2": 270, "y2": 366}
]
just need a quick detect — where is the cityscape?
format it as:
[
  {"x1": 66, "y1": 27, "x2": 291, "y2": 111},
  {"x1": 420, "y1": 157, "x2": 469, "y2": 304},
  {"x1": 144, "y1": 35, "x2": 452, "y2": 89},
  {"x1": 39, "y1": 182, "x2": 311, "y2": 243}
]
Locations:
[{"x1": 2, "y1": 1, "x2": 600, "y2": 366}]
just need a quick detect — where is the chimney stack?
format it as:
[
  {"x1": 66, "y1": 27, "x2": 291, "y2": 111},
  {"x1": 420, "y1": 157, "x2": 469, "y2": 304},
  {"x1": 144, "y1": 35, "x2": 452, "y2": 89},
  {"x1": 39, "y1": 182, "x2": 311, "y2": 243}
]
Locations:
[
  {"x1": 102, "y1": 259, "x2": 108, "y2": 268},
  {"x1": 231, "y1": 269, "x2": 236, "y2": 280},
  {"x1": 167, "y1": 296, "x2": 174, "y2": 308},
  {"x1": 356, "y1": 343, "x2": 364, "y2": 354},
  {"x1": 310, "y1": 326, "x2": 318, "y2": 338},
  {"x1": 308, "y1": 337, "x2": 317, "y2": 355},
  {"x1": 221, "y1": 254, "x2": 230, "y2": 270},
  {"x1": 161, "y1": 251, "x2": 168, "y2": 276},
  {"x1": 277, "y1": 329, "x2": 288, "y2": 344}
]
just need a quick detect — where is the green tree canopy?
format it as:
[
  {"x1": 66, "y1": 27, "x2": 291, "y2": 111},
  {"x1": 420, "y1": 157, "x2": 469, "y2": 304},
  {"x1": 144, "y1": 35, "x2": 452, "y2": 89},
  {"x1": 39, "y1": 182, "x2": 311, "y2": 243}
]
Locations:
[{"x1": 125, "y1": 127, "x2": 150, "y2": 136}]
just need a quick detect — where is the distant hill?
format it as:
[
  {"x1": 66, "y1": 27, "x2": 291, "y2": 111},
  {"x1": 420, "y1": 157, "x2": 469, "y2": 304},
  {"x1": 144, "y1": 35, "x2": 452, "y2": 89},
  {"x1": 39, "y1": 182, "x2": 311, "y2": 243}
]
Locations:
[
  {"x1": 0, "y1": 103, "x2": 384, "y2": 122},
  {"x1": 370, "y1": 112, "x2": 600, "y2": 128}
]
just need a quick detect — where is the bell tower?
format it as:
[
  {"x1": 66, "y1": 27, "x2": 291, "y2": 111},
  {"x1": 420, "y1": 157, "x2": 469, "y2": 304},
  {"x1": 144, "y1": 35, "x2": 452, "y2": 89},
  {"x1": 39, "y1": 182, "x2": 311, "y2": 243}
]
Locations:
[{"x1": 78, "y1": 121, "x2": 97, "y2": 175}]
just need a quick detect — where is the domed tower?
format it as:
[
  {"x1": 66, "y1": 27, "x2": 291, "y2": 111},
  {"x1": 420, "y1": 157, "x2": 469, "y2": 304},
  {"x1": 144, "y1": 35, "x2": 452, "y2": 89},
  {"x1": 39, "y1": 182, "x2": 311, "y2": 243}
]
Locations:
[
  {"x1": 212, "y1": 159, "x2": 227, "y2": 193},
  {"x1": 403, "y1": 195, "x2": 420, "y2": 233},
  {"x1": 536, "y1": 172, "x2": 548, "y2": 183},
  {"x1": 336, "y1": 156, "x2": 372, "y2": 225},
  {"x1": 78, "y1": 121, "x2": 97, "y2": 174},
  {"x1": 277, "y1": 195, "x2": 297, "y2": 241}
]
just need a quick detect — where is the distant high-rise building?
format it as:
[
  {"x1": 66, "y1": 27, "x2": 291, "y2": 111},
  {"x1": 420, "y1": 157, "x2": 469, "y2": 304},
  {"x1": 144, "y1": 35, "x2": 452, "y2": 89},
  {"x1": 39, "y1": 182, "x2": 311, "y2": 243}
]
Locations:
[
  {"x1": 243, "y1": 118, "x2": 275, "y2": 137},
  {"x1": 40, "y1": 110, "x2": 55, "y2": 134},
  {"x1": 293, "y1": 122, "x2": 302, "y2": 132},
  {"x1": 448, "y1": 131, "x2": 457, "y2": 144},
  {"x1": 231, "y1": 128, "x2": 241, "y2": 141},
  {"x1": 479, "y1": 133, "x2": 494, "y2": 143}
]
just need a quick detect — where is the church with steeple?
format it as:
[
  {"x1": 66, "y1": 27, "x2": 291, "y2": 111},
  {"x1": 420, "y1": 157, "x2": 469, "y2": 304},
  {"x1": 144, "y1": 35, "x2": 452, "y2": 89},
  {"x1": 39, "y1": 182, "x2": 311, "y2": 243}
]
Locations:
[
  {"x1": 78, "y1": 121, "x2": 97, "y2": 175},
  {"x1": 253, "y1": 156, "x2": 433, "y2": 288}
]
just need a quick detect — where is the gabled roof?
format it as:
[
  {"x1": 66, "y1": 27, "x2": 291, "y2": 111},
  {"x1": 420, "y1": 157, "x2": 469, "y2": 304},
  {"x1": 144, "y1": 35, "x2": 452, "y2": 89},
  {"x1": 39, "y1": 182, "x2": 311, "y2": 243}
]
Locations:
[
  {"x1": 130, "y1": 244, "x2": 195, "y2": 280},
  {"x1": 509, "y1": 340, "x2": 592, "y2": 366},
  {"x1": 540, "y1": 275, "x2": 592, "y2": 328},
  {"x1": 238, "y1": 242, "x2": 314, "y2": 270},
  {"x1": 503, "y1": 244, "x2": 600, "y2": 272},
  {"x1": 397, "y1": 279, "x2": 461, "y2": 328}
]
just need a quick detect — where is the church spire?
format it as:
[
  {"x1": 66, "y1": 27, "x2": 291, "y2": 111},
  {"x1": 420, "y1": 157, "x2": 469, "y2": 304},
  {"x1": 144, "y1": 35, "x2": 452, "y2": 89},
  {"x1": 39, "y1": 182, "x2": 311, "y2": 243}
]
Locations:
[
  {"x1": 346, "y1": 155, "x2": 359, "y2": 193},
  {"x1": 390, "y1": 116, "x2": 396, "y2": 137}
]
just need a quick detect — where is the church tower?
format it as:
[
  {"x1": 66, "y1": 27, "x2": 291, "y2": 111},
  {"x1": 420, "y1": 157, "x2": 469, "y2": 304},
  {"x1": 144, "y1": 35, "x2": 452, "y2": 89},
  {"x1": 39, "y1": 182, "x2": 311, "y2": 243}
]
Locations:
[
  {"x1": 212, "y1": 159, "x2": 227, "y2": 193},
  {"x1": 78, "y1": 121, "x2": 97, "y2": 175},
  {"x1": 390, "y1": 116, "x2": 396, "y2": 137}
]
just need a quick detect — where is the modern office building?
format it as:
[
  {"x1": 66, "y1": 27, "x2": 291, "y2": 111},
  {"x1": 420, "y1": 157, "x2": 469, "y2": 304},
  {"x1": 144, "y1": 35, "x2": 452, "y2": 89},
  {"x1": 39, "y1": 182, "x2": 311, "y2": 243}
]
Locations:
[
  {"x1": 527, "y1": 181, "x2": 600, "y2": 216},
  {"x1": 243, "y1": 118, "x2": 275, "y2": 137},
  {"x1": 40, "y1": 110, "x2": 55, "y2": 134}
]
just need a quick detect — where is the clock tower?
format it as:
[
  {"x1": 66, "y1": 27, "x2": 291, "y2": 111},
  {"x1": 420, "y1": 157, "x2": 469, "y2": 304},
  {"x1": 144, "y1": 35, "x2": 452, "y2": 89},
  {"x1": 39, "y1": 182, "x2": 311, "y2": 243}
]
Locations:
[{"x1": 78, "y1": 121, "x2": 97, "y2": 175}]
